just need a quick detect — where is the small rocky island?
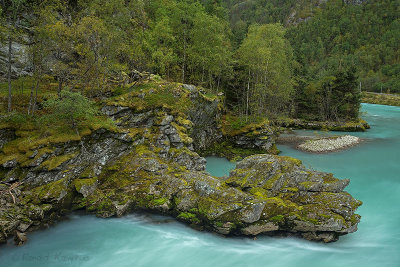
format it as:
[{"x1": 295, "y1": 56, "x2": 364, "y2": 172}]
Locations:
[
  {"x1": 0, "y1": 78, "x2": 362, "y2": 245},
  {"x1": 278, "y1": 134, "x2": 361, "y2": 153},
  {"x1": 298, "y1": 135, "x2": 361, "y2": 153}
]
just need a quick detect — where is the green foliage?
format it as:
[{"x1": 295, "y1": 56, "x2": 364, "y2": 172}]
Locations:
[
  {"x1": 0, "y1": 112, "x2": 30, "y2": 126},
  {"x1": 41, "y1": 90, "x2": 98, "y2": 130},
  {"x1": 236, "y1": 23, "x2": 294, "y2": 116},
  {"x1": 296, "y1": 67, "x2": 361, "y2": 121},
  {"x1": 286, "y1": 0, "x2": 400, "y2": 97},
  {"x1": 223, "y1": 114, "x2": 265, "y2": 131}
]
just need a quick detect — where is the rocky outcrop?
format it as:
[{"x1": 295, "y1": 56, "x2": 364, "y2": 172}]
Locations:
[
  {"x1": 224, "y1": 123, "x2": 276, "y2": 152},
  {"x1": 225, "y1": 155, "x2": 361, "y2": 241},
  {"x1": 0, "y1": 80, "x2": 362, "y2": 245},
  {"x1": 186, "y1": 87, "x2": 222, "y2": 151},
  {"x1": 202, "y1": 117, "x2": 279, "y2": 160},
  {"x1": 0, "y1": 36, "x2": 31, "y2": 78}
]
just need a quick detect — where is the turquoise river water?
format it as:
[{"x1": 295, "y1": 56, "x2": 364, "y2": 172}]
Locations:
[{"x1": 0, "y1": 103, "x2": 399, "y2": 267}]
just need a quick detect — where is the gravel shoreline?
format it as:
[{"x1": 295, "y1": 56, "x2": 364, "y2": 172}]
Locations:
[{"x1": 297, "y1": 135, "x2": 360, "y2": 153}]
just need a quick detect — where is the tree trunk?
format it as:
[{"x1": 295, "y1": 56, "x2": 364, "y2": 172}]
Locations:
[
  {"x1": 58, "y1": 79, "x2": 62, "y2": 97},
  {"x1": 33, "y1": 80, "x2": 39, "y2": 114},
  {"x1": 182, "y1": 30, "x2": 186, "y2": 83},
  {"x1": 201, "y1": 64, "x2": 205, "y2": 83},
  {"x1": 246, "y1": 69, "x2": 250, "y2": 121},
  {"x1": 7, "y1": 36, "x2": 12, "y2": 113},
  {"x1": 28, "y1": 84, "x2": 34, "y2": 115}
]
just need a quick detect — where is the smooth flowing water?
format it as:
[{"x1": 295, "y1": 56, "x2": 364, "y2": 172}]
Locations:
[{"x1": 0, "y1": 103, "x2": 399, "y2": 267}]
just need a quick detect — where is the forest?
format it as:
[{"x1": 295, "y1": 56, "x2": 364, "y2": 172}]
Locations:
[{"x1": 0, "y1": 0, "x2": 399, "y2": 123}]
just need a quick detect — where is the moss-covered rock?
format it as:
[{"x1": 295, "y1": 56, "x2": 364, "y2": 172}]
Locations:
[{"x1": 0, "y1": 77, "x2": 362, "y2": 245}]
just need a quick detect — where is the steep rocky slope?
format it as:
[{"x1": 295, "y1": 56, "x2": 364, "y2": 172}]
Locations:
[{"x1": 0, "y1": 79, "x2": 362, "y2": 245}]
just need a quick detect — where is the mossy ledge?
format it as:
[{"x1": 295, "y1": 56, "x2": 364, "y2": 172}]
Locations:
[
  {"x1": 0, "y1": 79, "x2": 362, "y2": 245},
  {"x1": 276, "y1": 118, "x2": 370, "y2": 132}
]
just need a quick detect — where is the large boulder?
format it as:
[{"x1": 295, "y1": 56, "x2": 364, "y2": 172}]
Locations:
[{"x1": 81, "y1": 152, "x2": 361, "y2": 243}]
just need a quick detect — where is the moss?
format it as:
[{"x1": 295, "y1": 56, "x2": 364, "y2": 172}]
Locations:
[
  {"x1": 269, "y1": 215, "x2": 284, "y2": 223},
  {"x1": 267, "y1": 143, "x2": 280, "y2": 155},
  {"x1": 79, "y1": 166, "x2": 96, "y2": 178},
  {"x1": 177, "y1": 212, "x2": 201, "y2": 224},
  {"x1": 175, "y1": 117, "x2": 193, "y2": 129},
  {"x1": 214, "y1": 221, "x2": 224, "y2": 227},
  {"x1": 40, "y1": 204, "x2": 53, "y2": 212},
  {"x1": 221, "y1": 114, "x2": 269, "y2": 136},
  {"x1": 299, "y1": 181, "x2": 315, "y2": 190},
  {"x1": 278, "y1": 156, "x2": 302, "y2": 167},
  {"x1": 95, "y1": 198, "x2": 115, "y2": 216},
  {"x1": 322, "y1": 173, "x2": 338, "y2": 183},
  {"x1": 284, "y1": 187, "x2": 299, "y2": 192},
  {"x1": 263, "y1": 173, "x2": 283, "y2": 190},
  {"x1": 177, "y1": 212, "x2": 196, "y2": 220},
  {"x1": 105, "y1": 80, "x2": 197, "y2": 115},
  {"x1": 350, "y1": 214, "x2": 361, "y2": 225},
  {"x1": 305, "y1": 217, "x2": 319, "y2": 225},
  {"x1": 275, "y1": 117, "x2": 369, "y2": 132},
  {"x1": 41, "y1": 152, "x2": 78, "y2": 171},
  {"x1": 135, "y1": 144, "x2": 156, "y2": 157},
  {"x1": 153, "y1": 197, "x2": 168, "y2": 206},
  {"x1": 171, "y1": 122, "x2": 193, "y2": 144},
  {"x1": 73, "y1": 178, "x2": 97, "y2": 192},
  {"x1": 31, "y1": 178, "x2": 68, "y2": 202},
  {"x1": 248, "y1": 187, "x2": 269, "y2": 199},
  {"x1": 0, "y1": 153, "x2": 23, "y2": 165},
  {"x1": 260, "y1": 197, "x2": 301, "y2": 220},
  {"x1": 127, "y1": 128, "x2": 144, "y2": 140},
  {"x1": 200, "y1": 140, "x2": 265, "y2": 161}
]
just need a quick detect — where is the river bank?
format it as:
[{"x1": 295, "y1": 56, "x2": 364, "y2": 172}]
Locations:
[{"x1": 362, "y1": 92, "x2": 400, "y2": 107}]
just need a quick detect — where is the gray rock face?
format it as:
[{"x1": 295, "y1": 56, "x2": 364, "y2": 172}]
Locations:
[
  {"x1": 0, "y1": 36, "x2": 31, "y2": 78},
  {"x1": 231, "y1": 129, "x2": 275, "y2": 151},
  {"x1": 101, "y1": 103, "x2": 208, "y2": 171},
  {"x1": 241, "y1": 222, "x2": 279, "y2": 235},
  {"x1": 182, "y1": 84, "x2": 197, "y2": 92},
  {"x1": 188, "y1": 96, "x2": 222, "y2": 151}
]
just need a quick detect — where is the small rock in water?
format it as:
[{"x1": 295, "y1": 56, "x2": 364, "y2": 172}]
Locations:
[
  {"x1": 14, "y1": 231, "x2": 27, "y2": 246},
  {"x1": 298, "y1": 135, "x2": 360, "y2": 153}
]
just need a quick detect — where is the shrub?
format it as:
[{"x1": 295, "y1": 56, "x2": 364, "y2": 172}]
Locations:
[{"x1": 40, "y1": 90, "x2": 98, "y2": 130}]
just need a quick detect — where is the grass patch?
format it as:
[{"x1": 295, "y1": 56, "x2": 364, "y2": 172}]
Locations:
[{"x1": 222, "y1": 114, "x2": 269, "y2": 136}]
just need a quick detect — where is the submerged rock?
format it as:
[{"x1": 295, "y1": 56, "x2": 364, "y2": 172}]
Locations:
[{"x1": 14, "y1": 231, "x2": 27, "y2": 246}]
